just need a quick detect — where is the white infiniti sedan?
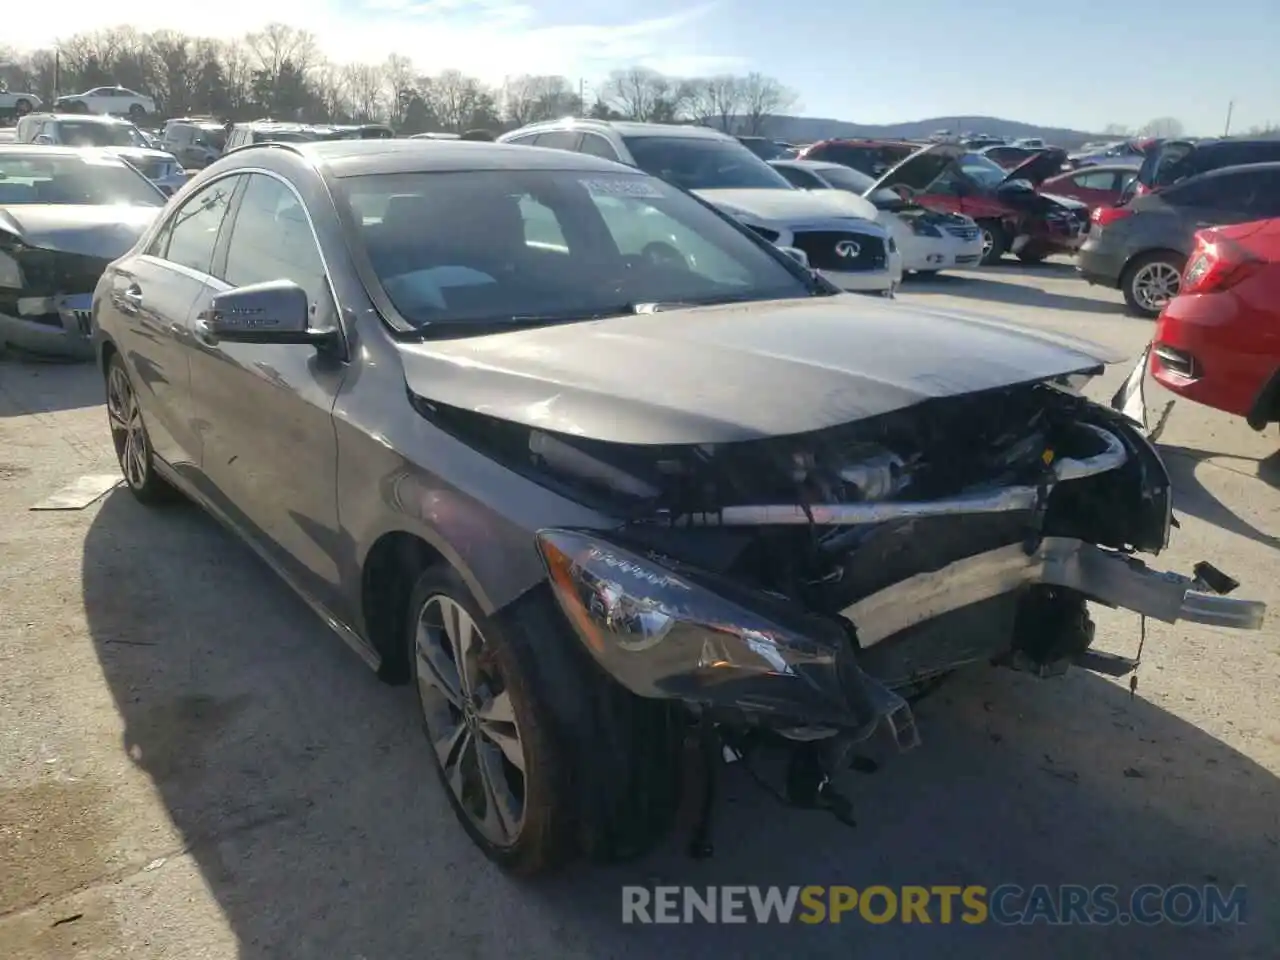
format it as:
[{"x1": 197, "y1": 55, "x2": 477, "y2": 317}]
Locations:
[{"x1": 772, "y1": 158, "x2": 985, "y2": 276}]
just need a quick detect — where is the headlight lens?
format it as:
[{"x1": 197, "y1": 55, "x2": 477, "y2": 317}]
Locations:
[
  {"x1": 0, "y1": 249, "x2": 24, "y2": 289},
  {"x1": 910, "y1": 219, "x2": 942, "y2": 238},
  {"x1": 535, "y1": 529, "x2": 863, "y2": 721}
]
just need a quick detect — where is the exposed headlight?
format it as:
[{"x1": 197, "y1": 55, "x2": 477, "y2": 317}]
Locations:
[
  {"x1": 535, "y1": 529, "x2": 888, "y2": 729},
  {"x1": 0, "y1": 249, "x2": 23, "y2": 289}
]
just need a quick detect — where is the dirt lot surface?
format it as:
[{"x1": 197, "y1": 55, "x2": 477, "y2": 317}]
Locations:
[{"x1": 1, "y1": 261, "x2": 1277, "y2": 959}]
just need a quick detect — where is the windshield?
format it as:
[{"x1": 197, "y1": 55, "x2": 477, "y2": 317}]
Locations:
[
  {"x1": 0, "y1": 153, "x2": 165, "y2": 206},
  {"x1": 812, "y1": 164, "x2": 902, "y2": 205},
  {"x1": 341, "y1": 169, "x2": 815, "y2": 334},
  {"x1": 621, "y1": 136, "x2": 794, "y2": 191},
  {"x1": 738, "y1": 138, "x2": 790, "y2": 161},
  {"x1": 958, "y1": 153, "x2": 1008, "y2": 187},
  {"x1": 57, "y1": 120, "x2": 147, "y2": 148},
  {"x1": 195, "y1": 129, "x2": 226, "y2": 150}
]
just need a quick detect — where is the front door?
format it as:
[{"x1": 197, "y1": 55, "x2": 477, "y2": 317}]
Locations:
[{"x1": 187, "y1": 172, "x2": 350, "y2": 613}]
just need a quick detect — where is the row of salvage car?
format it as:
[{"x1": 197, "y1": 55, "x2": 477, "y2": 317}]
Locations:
[{"x1": 3, "y1": 129, "x2": 1271, "y2": 875}]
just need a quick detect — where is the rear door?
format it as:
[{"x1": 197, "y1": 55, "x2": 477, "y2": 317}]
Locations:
[
  {"x1": 103, "y1": 175, "x2": 240, "y2": 470},
  {"x1": 1161, "y1": 169, "x2": 1272, "y2": 234}
]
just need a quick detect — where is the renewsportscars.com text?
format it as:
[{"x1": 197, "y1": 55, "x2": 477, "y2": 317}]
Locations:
[{"x1": 621, "y1": 884, "x2": 1248, "y2": 926}]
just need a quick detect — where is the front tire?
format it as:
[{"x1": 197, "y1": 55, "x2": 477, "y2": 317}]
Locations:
[
  {"x1": 1122, "y1": 251, "x2": 1185, "y2": 318},
  {"x1": 105, "y1": 353, "x2": 176, "y2": 505},
  {"x1": 14, "y1": 98, "x2": 32, "y2": 116},
  {"x1": 978, "y1": 221, "x2": 1007, "y2": 265},
  {"x1": 407, "y1": 567, "x2": 683, "y2": 874},
  {"x1": 1016, "y1": 246, "x2": 1049, "y2": 265},
  {"x1": 67, "y1": 100, "x2": 88, "y2": 114},
  {"x1": 129, "y1": 103, "x2": 147, "y2": 122}
]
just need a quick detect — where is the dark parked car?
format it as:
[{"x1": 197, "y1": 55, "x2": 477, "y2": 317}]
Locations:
[
  {"x1": 979, "y1": 144, "x2": 1042, "y2": 169},
  {"x1": 0, "y1": 145, "x2": 165, "y2": 359},
  {"x1": 1079, "y1": 161, "x2": 1280, "y2": 315},
  {"x1": 797, "y1": 139, "x2": 917, "y2": 176},
  {"x1": 1123, "y1": 137, "x2": 1280, "y2": 203},
  {"x1": 93, "y1": 139, "x2": 1265, "y2": 875}
]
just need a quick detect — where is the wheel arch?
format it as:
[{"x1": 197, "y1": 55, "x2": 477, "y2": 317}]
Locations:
[{"x1": 1120, "y1": 245, "x2": 1184, "y2": 281}]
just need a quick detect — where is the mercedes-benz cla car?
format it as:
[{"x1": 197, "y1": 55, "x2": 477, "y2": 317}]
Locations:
[{"x1": 92, "y1": 139, "x2": 1266, "y2": 876}]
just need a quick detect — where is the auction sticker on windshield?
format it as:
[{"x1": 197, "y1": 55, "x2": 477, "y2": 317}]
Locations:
[{"x1": 579, "y1": 177, "x2": 663, "y2": 198}]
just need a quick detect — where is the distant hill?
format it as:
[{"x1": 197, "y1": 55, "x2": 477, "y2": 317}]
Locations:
[{"x1": 764, "y1": 114, "x2": 1103, "y2": 149}]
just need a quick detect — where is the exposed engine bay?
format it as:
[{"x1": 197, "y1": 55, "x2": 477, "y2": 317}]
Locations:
[{"x1": 0, "y1": 232, "x2": 106, "y2": 354}]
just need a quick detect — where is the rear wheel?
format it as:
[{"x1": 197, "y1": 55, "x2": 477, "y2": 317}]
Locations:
[
  {"x1": 1016, "y1": 245, "x2": 1049, "y2": 265},
  {"x1": 14, "y1": 98, "x2": 32, "y2": 116},
  {"x1": 1122, "y1": 251, "x2": 1185, "y2": 317},
  {"x1": 105, "y1": 353, "x2": 177, "y2": 504},
  {"x1": 978, "y1": 221, "x2": 1007, "y2": 265},
  {"x1": 128, "y1": 103, "x2": 147, "y2": 122},
  {"x1": 67, "y1": 100, "x2": 88, "y2": 114}
]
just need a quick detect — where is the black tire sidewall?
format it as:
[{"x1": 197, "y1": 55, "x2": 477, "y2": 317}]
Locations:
[
  {"x1": 979, "y1": 221, "x2": 1007, "y2": 265},
  {"x1": 406, "y1": 565, "x2": 570, "y2": 875}
]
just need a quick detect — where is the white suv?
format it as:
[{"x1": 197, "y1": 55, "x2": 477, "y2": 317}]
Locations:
[{"x1": 498, "y1": 119, "x2": 902, "y2": 295}]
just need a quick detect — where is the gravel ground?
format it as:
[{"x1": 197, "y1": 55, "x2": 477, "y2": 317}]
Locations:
[{"x1": 1, "y1": 260, "x2": 1277, "y2": 959}]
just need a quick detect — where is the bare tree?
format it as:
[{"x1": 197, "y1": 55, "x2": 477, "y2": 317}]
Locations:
[
  {"x1": 501, "y1": 74, "x2": 579, "y2": 126},
  {"x1": 428, "y1": 69, "x2": 488, "y2": 130},
  {"x1": 383, "y1": 54, "x2": 415, "y2": 126},
  {"x1": 1137, "y1": 116, "x2": 1184, "y2": 139},
  {"x1": 688, "y1": 75, "x2": 744, "y2": 132},
  {"x1": 604, "y1": 67, "x2": 675, "y2": 122},
  {"x1": 245, "y1": 24, "x2": 317, "y2": 83},
  {"x1": 342, "y1": 63, "x2": 385, "y2": 121},
  {"x1": 738, "y1": 72, "x2": 797, "y2": 136}
]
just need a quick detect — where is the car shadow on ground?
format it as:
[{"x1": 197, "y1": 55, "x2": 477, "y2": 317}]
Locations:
[
  {"x1": 0, "y1": 355, "x2": 102, "y2": 418},
  {"x1": 906, "y1": 272, "x2": 1130, "y2": 316},
  {"x1": 1159, "y1": 443, "x2": 1280, "y2": 551},
  {"x1": 80, "y1": 492, "x2": 1279, "y2": 960}
]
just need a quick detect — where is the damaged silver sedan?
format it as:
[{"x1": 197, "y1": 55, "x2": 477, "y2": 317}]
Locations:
[
  {"x1": 0, "y1": 145, "x2": 164, "y2": 360},
  {"x1": 93, "y1": 139, "x2": 1266, "y2": 876}
]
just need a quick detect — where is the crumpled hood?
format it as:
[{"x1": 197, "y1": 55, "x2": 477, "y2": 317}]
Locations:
[
  {"x1": 0, "y1": 205, "x2": 158, "y2": 258},
  {"x1": 693, "y1": 187, "x2": 880, "y2": 226},
  {"x1": 399, "y1": 296, "x2": 1122, "y2": 445}
]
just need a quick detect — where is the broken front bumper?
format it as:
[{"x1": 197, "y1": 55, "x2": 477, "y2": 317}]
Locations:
[
  {"x1": 535, "y1": 527, "x2": 1266, "y2": 747},
  {"x1": 0, "y1": 292, "x2": 95, "y2": 360},
  {"x1": 843, "y1": 535, "x2": 1266, "y2": 648}
]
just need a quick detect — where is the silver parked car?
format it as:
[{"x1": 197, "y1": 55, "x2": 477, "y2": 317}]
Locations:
[
  {"x1": 93, "y1": 139, "x2": 1266, "y2": 875},
  {"x1": 0, "y1": 145, "x2": 166, "y2": 359}
]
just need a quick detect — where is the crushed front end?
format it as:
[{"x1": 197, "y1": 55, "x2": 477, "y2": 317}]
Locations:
[
  {"x1": 0, "y1": 234, "x2": 103, "y2": 360},
  {"x1": 504, "y1": 381, "x2": 1264, "y2": 754}
]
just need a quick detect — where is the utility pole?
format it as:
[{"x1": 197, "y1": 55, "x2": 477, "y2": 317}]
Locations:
[
  {"x1": 1223, "y1": 100, "x2": 1234, "y2": 137},
  {"x1": 579, "y1": 78, "x2": 585, "y2": 114}
]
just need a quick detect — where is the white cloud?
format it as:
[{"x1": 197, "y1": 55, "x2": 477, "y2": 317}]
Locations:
[{"x1": 9, "y1": 0, "x2": 739, "y2": 85}]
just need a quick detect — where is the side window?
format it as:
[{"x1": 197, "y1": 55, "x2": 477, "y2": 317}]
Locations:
[
  {"x1": 929, "y1": 170, "x2": 965, "y2": 196},
  {"x1": 221, "y1": 174, "x2": 332, "y2": 315},
  {"x1": 505, "y1": 134, "x2": 538, "y2": 146},
  {"x1": 1118, "y1": 170, "x2": 1137, "y2": 193},
  {"x1": 516, "y1": 194, "x2": 568, "y2": 250},
  {"x1": 578, "y1": 133, "x2": 620, "y2": 162},
  {"x1": 153, "y1": 177, "x2": 236, "y2": 270},
  {"x1": 591, "y1": 195, "x2": 754, "y2": 287},
  {"x1": 532, "y1": 131, "x2": 581, "y2": 151},
  {"x1": 1074, "y1": 170, "x2": 1116, "y2": 190}
]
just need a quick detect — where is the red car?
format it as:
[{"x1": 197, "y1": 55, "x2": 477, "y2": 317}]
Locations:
[
  {"x1": 1038, "y1": 164, "x2": 1139, "y2": 212},
  {"x1": 864, "y1": 143, "x2": 1089, "y2": 264},
  {"x1": 1148, "y1": 219, "x2": 1280, "y2": 432}
]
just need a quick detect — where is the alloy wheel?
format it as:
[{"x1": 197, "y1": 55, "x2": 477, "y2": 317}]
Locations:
[
  {"x1": 415, "y1": 594, "x2": 527, "y2": 847},
  {"x1": 1131, "y1": 260, "x2": 1181, "y2": 313},
  {"x1": 106, "y1": 364, "x2": 149, "y2": 490},
  {"x1": 981, "y1": 228, "x2": 995, "y2": 259}
]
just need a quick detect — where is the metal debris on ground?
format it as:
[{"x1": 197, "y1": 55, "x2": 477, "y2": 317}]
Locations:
[{"x1": 29, "y1": 474, "x2": 122, "y2": 510}]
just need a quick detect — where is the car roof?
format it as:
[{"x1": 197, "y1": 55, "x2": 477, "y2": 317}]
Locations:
[
  {"x1": 0, "y1": 143, "x2": 129, "y2": 161},
  {"x1": 771, "y1": 158, "x2": 847, "y2": 173},
  {"x1": 1183, "y1": 160, "x2": 1280, "y2": 181},
  {"x1": 42, "y1": 112, "x2": 135, "y2": 126},
  {"x1": 1058, "y1": 163, "x2": 1140, "y2": 174},
  {"x1": 506, "y1": 118, "x2": 732, "y2": 141},
  {"x1": 234, "y1": 138, "x2": 644, "y2": 178}
]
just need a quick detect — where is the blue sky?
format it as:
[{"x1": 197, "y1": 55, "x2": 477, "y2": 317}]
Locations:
[{"x1": 22, "y1": 0, "x2": 1280, "y2": 133}]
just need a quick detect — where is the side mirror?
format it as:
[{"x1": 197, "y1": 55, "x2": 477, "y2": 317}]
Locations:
[
  {"x1": 779, "y1": 246, "x2": 810, "y2": 267},
  {"x1": 199, "y1": 279, "x2": 337, "y2": 347}
]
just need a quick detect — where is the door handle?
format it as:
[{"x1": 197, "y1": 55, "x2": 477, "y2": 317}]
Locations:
[{"x1": 118, "y1": 284, "x2": 143, "y2": 313}]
